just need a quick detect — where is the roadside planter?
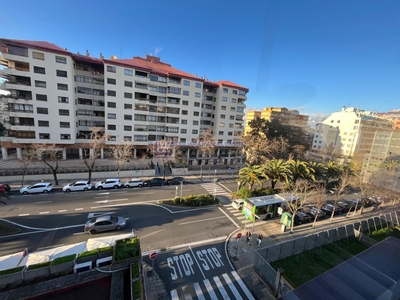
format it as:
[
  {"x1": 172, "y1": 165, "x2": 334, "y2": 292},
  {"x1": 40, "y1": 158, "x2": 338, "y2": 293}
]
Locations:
[
  {"x1": 97, "y1": 246, "x2": 114, "y2": 259},
  {"x1": 130, "y1": 261, "x2": 142, "y2": 300},
  {"x1": 49, "y1": 254, "x2": 76, "y2": 275},
  {"x1": 0, "y1": 266, "x2": 25, "y2": 288},
  {"x1": 24, "y1": 262, "x2": 51, "y2": 280},
  {"x1": 75, "y1": 249, "x2": 98, "y2": 265},
  {"x1": 112, "y1": 237, "x2": 141, "y2": 270}
]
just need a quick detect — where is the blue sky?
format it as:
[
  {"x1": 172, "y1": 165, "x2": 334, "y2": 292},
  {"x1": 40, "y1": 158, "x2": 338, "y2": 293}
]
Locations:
[{"x1": 1, "y1": 0, "x2": 399, "y2": 123}]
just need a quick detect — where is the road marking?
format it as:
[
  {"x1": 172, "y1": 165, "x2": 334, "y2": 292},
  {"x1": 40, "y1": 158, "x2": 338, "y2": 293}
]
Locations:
[
  {"x1": 218, "y1": 182, "x2": 232, "y2": 193},
  {"x1": 189, "y1": 245, "x2": 206, "y2": 280},
  {"x1": 58, "y1": 210, "x2": 67, "y2": 213},
  {"x1": 179, "y1": 216, "x2": 226, "y2": 225},
  {"x1": 193, "y1": 282, "x2": 205, "y2": 300},
  {"x1": 141, "y1": 192, "x2": 154, "y2": 195},
  {"x1": 232, "y1": 271, "x2": 255, "y2": 300},
  {"x1": 182, "y1": 286, "x2": 191, "y2": 300},
  {"x1": 75, "y1": 208, "x2": 83, "y2": 211},
  {"x1": 170, "y1": 290, "x2": 179, "y2": 300},
  {"x1": 34, "y1": 201, "x2": 52, "y2": 204},
  {"x1": 222, "y1": 273, "x2": 243, "y2": 300},
  {"x1": 167, "y1": 236, "x2": 227, "y2": 250},
  {"x1": 108, "y1": 198, "x2": 128, "y2": 202},
  {"x1": 97, "y1": 192, "x2": 110, "y2": 195},
  {"x1": 213, "y1": 276, "x2": 229, "y2": 299},
  {"x1": 39, "y1": 211, "x2": 49, "y2": 214},
  {"x1": 93, "y1": 200, "x2": 109, "y2": 204},
  {"x1": 19, "y1": 214, "x2": 29, "y2": 216},
  {"x1": 204, "y1": 279, "x2": 218, "y2": 300},
  {"x1": 218, "y1": 207, "x2": 240, "y2": 228},
  {"x1": 73, "y1": 232, "x2": 86, "y2": 236}
]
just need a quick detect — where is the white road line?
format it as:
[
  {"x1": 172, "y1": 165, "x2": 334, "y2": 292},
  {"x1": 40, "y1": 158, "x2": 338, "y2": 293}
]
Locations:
[
  {"x1": 168, "y1": 236, "x2": 227, "y2": 250},
  {"x1": 193, "y1": 282, "x2": 205, "y2": 300},
  {"x1": 179, "y1": 216, "x2": 226, "y2": 225},
  {"x1": 18, "y1": 214, "x2": 29, "y2": 216},
  {"x1": 222, "y1": 273, "x2": 243, "y2": 300},
  {"x1": 34, "y1": 201, "x2": 52, "y2": 204},
  {"x1": 108, "y1": 198, "x2": 128, "y2": 202},
  {"x1": 218, "y1": 182, "x2": 232, "y2": 193},
  {"x1": 189, "y1": 246, "x2": 206, "y2": 280},
  {"x1": 213, "y1": 276, "x2": 229, "y2": 299},
  {"x1": 94, "y1": 200, "x2": 109, "y2": 204},
  {"x1": 218, "y1": 207, "x2": 240, "y2": 228},
  {"x1": 141, "y1": 192, "x2": 154, "y2": 195},
  {"x1": 232, "y1": 271, "x2": 255, "y2": 300},
  {"x1": 58, "y1": 210, "x2": 67, "y2": 213},
  {"x1": 75, "y1": 208, "x2": 83, "y2": 211},
  {"x1": 73, "y1": 232, "x2": 86, "y2": 236},
  {"x1": 204, "y1": 279, "x2": 218, "y2": 300},
  {"x1": 39, "y1": 211, "x2": 49, "y2": 214},
  {"x1": 170, "y1": 290, "x2": 179, "y2": 300},
  {"x1": 182, "y1": 285, "x2": 191, "y2": 300},
  {"x1": 97, "y1": 192, "x2": 110, "y2": 195}
]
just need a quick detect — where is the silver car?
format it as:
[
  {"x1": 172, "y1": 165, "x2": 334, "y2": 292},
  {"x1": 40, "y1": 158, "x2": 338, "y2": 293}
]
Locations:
[
  {"x1": 84, "y1": 215, "x2": 126, "y2": 234},
  {"x1": 95, "y1": 179, "x2": 121, "y2": 190}
]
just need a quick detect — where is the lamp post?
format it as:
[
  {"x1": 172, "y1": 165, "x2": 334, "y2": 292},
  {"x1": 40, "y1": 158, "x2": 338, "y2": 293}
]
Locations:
[
  {"x1": 237, "y1": 181, "x2": 241, "y2": 193},
  {"x1": 213, "y1": 170, "x2": 218, "y2": 203},
  {"x1": 175, "y1": 186, "x2": 178, "y2": 198},
  {"x1": 180, "y1": 181, "x2": 183, "y2": 204}
]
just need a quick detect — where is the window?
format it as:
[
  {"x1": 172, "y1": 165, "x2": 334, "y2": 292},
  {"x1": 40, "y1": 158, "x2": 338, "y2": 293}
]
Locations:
[
  {"x1": 56, "y1": 70, "x2": 67, "y2": 77},
  {"x1": 220, "y1": 123, "x2": 225, "y2": 127},
  {"x1": 124, "y1": 80, "x2": 133, "y2": 87},
  {"x1": 124, "y1": 136, "x2": 132, "y2": 141},
  {"x1": 60, "y1": 122, "x2": 70, "y2": 128},
  {"x1": 219, "y1": 131, "x2": 224, "y2": 135},
  {"x1": 124, "y1": 69, "x2": 133, "y2": 76},
  {"x1": 230, "y1": 107, "x2": 236, "y2": 112},
  {"x1": 237, "y1": 107, "x2": 244, "y2": 113},
  {"x1": 180, "y1": 138, "x2": 186, "y2": 143},
  {"x1": 59, "y1": 109, "x2": 69, "y2": 116},
  {"x1": 57, "y1": 83, "x2": 68, "y2": 90},
  {"x1": 60, "y1": 134, "x2": 70, "y2": 140},
  {"x1": 134, "y1": 135, "x2": 147, "y2": 141},
  {"x1": 232, "y1": 90, "x2": 237, "y2": 95},
  {"x1": 353, "y1": 126, "x2": 358, "y2": 130},
  {"x1": 182, "y1": 100, "x2": 189, "y2": 106},
  {"x1": 221, "y1": 106, "x2": 226, "y2": 111},
  {"x1": 38, "y1": 120, "x2": 49, "y2": 127},
  {"x1": 108, "y1": 124, "x2": 116, "y2": 130},
  {"x1": 124, "y1": 92, "x2": 133, "y2": 99},
  {"x1": 107, "y1": 102, "x2": 116, "y2": 108},
  {"x1": 193, "y1": 120, "x2": 199, "y2": 125},
  {"x1": 134, "y1": 114, "x2": 147, "y2": 121},
  {"x1": 34, "y1": 66, "x2": 45, "y2": 74},
  {"x1": 107, "y1": 78, "x2": 116, "y2": 85},
  {"x1": 183, "y1": 90, "x2": 189, "y2": 96},
  {"x1": 194, "y1": 102, "x2": 200, "y2": 107},
  {"x1": 108, "y1": 136, "x2": 116, "y2": 141},
  {"x1": 108, "y1": 113, "x2": 116, "y2": 119},
  {"x1": 55, "y1": 56, "x2": 66, "y2": 64},
  {"x1": 222, "y1": 97, "x2": 227, "y2": 102},
  {"x1": 195, "y1": 82, "x2": 201, "y2": 88},
  {"x1": 35, "y1": 80, "x2": 46, "y2": 88},
  {"x1": 193, "y1": 111, "x2": 200, "y2": 116},
  {"x1": 39, "y1": 133, "x2": 50, "y2": 139},
  {"x1": 107, "y1": 65, "x2": 116, "y2": 73},
  {"x1": 229, "y1": 123, "x2": 234, "y2": 128},
  {"x1": 37, "y1": 107, "x2": 48, "y2": 114},
  {"x1": 239, "y1": 90, "x2": 246, "y2": 95},
  {"x1": 124, "y1": 114, "x2": 132, "y2": 120},
  {"x1": 135, "y1": 71, "x2": 147, "y2": 78},
  {"x1": 169, "y1": 87, "x2": 181, "y2": 94},
  {"x1": 58, "y1": 96, "x2": 69, "y2": 103},
  {"x1": 159, "y1": 87, "x2": 167, "y2": 93},
  {"x1": 223, "y1": 88, "x2": 228, "y2": 93},
  {"x1": 107, "y1": 90, "x2": 116, "y2": 96},
  {"x1": 32, "y1": 51, "x2": 44, "y2": 60},
  {"x1": 181, "y1": 129, "x2": 187, "y2": 134},
  {"x1": 229, "y1": 116, "x2": 235, "y2": 120},
  {"x1": 122, "y1": 125, "x2": 131, "y2": 131},
  {"x1": 36, "y1": 94, "x2": 47, "y2": 101},
  {"x1": 181, "y1": 119, "x2": 187, "y2": 124},
  {"x1": 149, "y1": 86, "x2": 158, "y2": 92},
  {"x1": 231, "y1": 98, "x2": 236, "y2": 103},
  {"x1": 228, "y1": 132, "x2": 233, "y2": 136},
  {"x1": 182, "y1": 110, "x2": 188, "y2": 115},
  {"x1": 220, "y1": 114, "x2": 226, "y2": 119},
  {"x1": 192, "y1": 129, "x2": 198, "y2": 134},
  {"x1": 195, "y1": 92, "x2": 201, "y2": 98},
  {"x1": 150, "y1": 75, "x2": 158, "y2": 82},
  {"x1": 124, "y1": 103, "x2": 132, "y2": 109},
  {"x1": 159, "y1": 76, "x2": 167, "y2": 83}
]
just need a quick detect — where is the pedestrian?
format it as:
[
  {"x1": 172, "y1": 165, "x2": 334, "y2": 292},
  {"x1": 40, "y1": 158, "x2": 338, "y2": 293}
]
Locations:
[
  {"x1": 257, "y1": 234, "x2": 263, "y2": 248},
  {"x1": 246, "y1": 231, "x2": 251, "y2": 243}
]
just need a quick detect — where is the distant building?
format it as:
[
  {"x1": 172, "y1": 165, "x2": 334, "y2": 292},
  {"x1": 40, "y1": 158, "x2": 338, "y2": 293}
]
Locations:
[
  {"x1": 244, "y1": 107, "x2": 309, "y2": 135},
  {"x1": 377, "y1": 109, "x2": 400, "y2": 129}
]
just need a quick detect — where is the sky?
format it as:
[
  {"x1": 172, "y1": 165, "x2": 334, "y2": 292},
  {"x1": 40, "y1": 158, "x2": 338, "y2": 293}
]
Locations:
[{"x1": 1, "y1": 0, "x2": 399, "y2": 125}]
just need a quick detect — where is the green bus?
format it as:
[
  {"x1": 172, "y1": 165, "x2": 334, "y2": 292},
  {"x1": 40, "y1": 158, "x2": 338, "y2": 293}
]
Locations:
[{"x1": 242, "y1": 194, "x2": 286, "y2": 220}]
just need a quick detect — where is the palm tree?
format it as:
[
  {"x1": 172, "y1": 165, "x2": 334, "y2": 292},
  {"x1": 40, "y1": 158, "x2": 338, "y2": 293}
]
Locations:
[
  {"x1": 324, "y1": 161, "x2": 341, "y2": 185},
  {"x1": 238, "y1": 164, "x2": 264, "y2": 190},
  {"x1": 287, "y1": 159, "x2": 315, "y2": 184},
  {"x1": 308, "y1": 161, "x2": 327, "y2": 182},
  {"x1": 263, "y1": 159, "x2": 292, "y2": 189}
]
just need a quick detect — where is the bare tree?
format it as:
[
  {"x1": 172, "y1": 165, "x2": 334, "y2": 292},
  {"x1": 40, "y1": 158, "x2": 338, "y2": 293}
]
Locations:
[
  {"x1": 329, "y1": 172, "x2": 351, "y2": 222},
  {"x1": 19, "y1": 146, "x2": 37, "y2": 186},
  {"x1": 82, "y1": 127, "x2": 108, "y2": 183},
  {"x1": 33, "y1": 143, "x2": 63, "y2": 185},
  {"x1": 350, "y1": 172, "x2": 379, "y2": 214},
  {"x1": 112, "y1": 142, "x2": 134, "y2": 178},
  {"x1": 282, "y1": 179, "x2": 314, "y2": 233},
  {"x1": 242, "y1": 135, "x2": 289, "y2": 165},
  {"x1": 311, "y1": 183, "x2": 327, "y2": 228},
  {"x1": 195, "y1": 129, "x2": 217, "y2": 178}
]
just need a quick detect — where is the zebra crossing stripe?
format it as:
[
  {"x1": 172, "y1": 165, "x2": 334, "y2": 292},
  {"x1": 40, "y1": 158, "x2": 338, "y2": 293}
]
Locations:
[
  {"x1": 222, "y1": 273, "x2": 243, "y2": 300},
  {"x1": 193, "y1": 282, "x2": 205, "y2": 300},
  {"x1": 204, "y1": 279, "x2": 218, "y2": 300},
  {"x1": 232, "y1": 271, "x2": 255, "y2": 300},
  {"x1": 170, "y1": 289, "x2": 179, "y2": 300},
  {"x1": 182, "y1": 285, "x2": 191, "y2": 300},
  {"x1": 213, "y1": 276, "x2": 229, "y2": 299}
]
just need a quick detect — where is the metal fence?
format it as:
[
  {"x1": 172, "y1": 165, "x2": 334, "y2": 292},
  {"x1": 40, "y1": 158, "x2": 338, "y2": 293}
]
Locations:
[{"x1": 253, "y1": 210, "x2": 400, "y2": 297}]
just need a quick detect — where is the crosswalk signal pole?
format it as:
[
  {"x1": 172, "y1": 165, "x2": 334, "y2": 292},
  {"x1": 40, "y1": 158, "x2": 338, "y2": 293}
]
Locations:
[{"x1": 180, "y1": 181, "x2": 183, "y2": 204}]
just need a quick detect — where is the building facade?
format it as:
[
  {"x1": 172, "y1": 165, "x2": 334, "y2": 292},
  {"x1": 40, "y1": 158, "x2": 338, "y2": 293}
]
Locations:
[
  {"x1": 0, "y1": 38, "x2": 248, "y2": 164},
  {"x1": 377, "y1": 109, "x2": 400, "y2": 129}
]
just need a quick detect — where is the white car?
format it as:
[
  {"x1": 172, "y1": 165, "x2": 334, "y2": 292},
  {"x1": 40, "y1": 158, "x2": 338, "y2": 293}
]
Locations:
[
  {"x1": 95, "y1": 179, "x2": 121, "y2": 190},
  {"x1": 62, "y1": 181, "x2": 92, "y2": 192},
  {"x1": 20, "y1": 182, "x2": 53, "y2": 195},
  {"x1": 124, "y1": 179, "x2": 144, "y2": 188},
  {"x1": 232, "y1": 199, "x2": 244, "y2": 210}
]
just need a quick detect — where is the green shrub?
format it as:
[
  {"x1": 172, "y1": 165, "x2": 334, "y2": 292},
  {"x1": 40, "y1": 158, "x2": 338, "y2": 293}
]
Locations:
[
  {"x1": 252, "y1": 187, "x2": 278, "y2": 196},
  {"x1": 131, "y1": 261, "x2": 140, "y2": 279},
  {"x1": 131, "y1": 279, "x2": 142, "y2": 300},
  {"x1": 77, "y1": 249, "x2": 99, "y2": 258},
  {"x1": 115, "y1": 237, "x2": 141, "y2": 261},
  {"x1": 172, "y1": 194, "x2": 217, "y2": 206},
  {"x1": 28, "y1": 261, "x2": 51, "y2": 270},
  {"x1": 98, "y1": 246, "x2": 113, "y2": 253},
  {"x1": 0, "y1": 266, "x2": 24, "y2": 276},
  {"x1": 236, "y1": 187, "x2": 252, "y2": 199},
  {"x1": 51, "y1": 254, "x2": 76, "y2": 265}
]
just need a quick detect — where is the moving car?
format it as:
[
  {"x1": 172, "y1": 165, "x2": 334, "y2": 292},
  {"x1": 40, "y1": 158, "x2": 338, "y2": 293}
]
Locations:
[
  {"x1": 232, "y1": 199, "x2": 244, "y2": 210},
  {"x1": 166, "y1": 177, "x2": 185, "y2": 185},
  {"x1": 143, "y1": 178, "x2": 166, "y2": 187},
  {"x1": 84, "y1": 215, "x2": 126, "y2": 234},
  {"x1": 124, "y1": 179, "x2": 144, "y2": 188},
  {"x1": 20, "y1": 182, "x2": 53, "y2": 194},
  {"x1": 0, "y1": 183, "x2": 11, "y2": 193},
  {"x1": 62, "y1": 181, "x2": 92, "y2": 192},
  {"x1": 95, "y1": 179, "x2": 121, "y2": 190}
]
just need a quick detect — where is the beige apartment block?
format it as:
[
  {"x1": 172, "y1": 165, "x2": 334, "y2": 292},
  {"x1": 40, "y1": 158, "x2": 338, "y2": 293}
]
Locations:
[
  {"x1": 0, "y1": 38, "x2": 248, "y2": 165},
  {"x1": 377, "y1": 109, "x2": 400, "y2": 129}
]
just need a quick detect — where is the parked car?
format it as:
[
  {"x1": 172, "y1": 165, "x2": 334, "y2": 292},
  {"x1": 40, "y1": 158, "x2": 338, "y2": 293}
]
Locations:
[
  {"x1": 337, "y1": 201, "x2": 352, "y2": 213},
  {"x1": 294, "y1": 211, "x2": 312, "y2": 225},
  {"x1": 143, "y1": 178, "x2": 166, "y2": 187},
  {"x1": 124, "y1": 179, "x2": 144, "y2": 188},
  {"x1": 84, "y1": 215, "x2": 126, "y2": 234},
  {"x1": 0, "y1": 183, "x2": 11, "y2": 193},
  {"x1": 231, "y1": 199, "x2": 244, "y2": 210},
  {"x1": 321, "y1": 203, "x2": 342, "y2": 215},
  {"x1": 95, "y1": 179, "x2": 121, "y2": 190},
  {"x1": 20, "y1": 182, "x2": 53, "y2": 194},
  {"x1": 166, "y1": 177, "x2": 185, "y2": 185},
  {"x1": 62, "y1": 181, "x2": 92, "y2": 192},
  {"x1": 302, "y1": 206, "x2": 327, "y2": 220}
]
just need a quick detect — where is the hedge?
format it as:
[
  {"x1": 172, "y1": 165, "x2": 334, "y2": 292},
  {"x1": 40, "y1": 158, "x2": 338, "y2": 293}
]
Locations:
[
  {"x1": 27, "y1": 261, "x2": 51, "y2": 270},
  {"x1": 172, "y1": 194, "x2": 218, "y2": 206},
  {"x1": 115, "y1": 237, "x2": 141, "y2": 261},
  {"x1": 50, "y1": 254, "x2": 76, "y2": 265},
  {"x1": 0, "y1": 266, "x2": 24, "y2": 276}
]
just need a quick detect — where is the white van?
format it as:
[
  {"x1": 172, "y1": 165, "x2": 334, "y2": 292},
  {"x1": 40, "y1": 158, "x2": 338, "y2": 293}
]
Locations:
[{"x1": 231, "y1": 199, "x2": 244, "y2": 210}]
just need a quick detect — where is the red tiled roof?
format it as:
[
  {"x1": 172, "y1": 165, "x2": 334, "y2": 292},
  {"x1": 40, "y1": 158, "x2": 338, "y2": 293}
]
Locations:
[
  {"x1": 71, "y1": 53, "x2": 103, "y2": 64},
  {"x1": 0, "y1": 38, "x2": 70, "y2": 54},
  {"x1": 216, "y1": 80, "x2": 249, "y2": 92}
]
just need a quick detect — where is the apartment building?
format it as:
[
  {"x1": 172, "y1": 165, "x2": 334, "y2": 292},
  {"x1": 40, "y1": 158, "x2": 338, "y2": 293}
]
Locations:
[
  {"x1": 244, "y1": 107, "x2": 309, "y2": 135},
  {"x1": 0, "y1": 38, "x2": 248, "y2": 164},
  {"x1": 377, "y1": 109, "x2": 400, "y2": 129},
  {"x1": 312, "y1": 107, "x2": 394, "y2": 159}
]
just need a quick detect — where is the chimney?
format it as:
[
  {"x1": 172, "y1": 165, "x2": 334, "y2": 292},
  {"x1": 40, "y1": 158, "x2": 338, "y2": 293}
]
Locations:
[
  {"x1": 86, "y1": 50, "x2": 90, "y2": 57},
  {"x1": 100, "y1": 53, "x2": 104, "y2": 59}
]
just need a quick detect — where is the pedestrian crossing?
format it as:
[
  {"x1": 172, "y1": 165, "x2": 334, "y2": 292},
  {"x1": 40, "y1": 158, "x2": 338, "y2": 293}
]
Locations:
[
  {"x1": 200, "y1": 182, "x2": 231, "y2": 196},
  {"x1": 224, "y1": 204, "x2": 264, "y2": 227},
  {"x1": 170, "y1": 271, "x2": 255, "y2": 300}
]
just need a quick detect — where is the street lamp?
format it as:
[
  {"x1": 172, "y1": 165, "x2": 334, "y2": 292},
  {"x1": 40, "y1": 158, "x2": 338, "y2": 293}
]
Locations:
[
  {"x1": 175, "y1": 186, "x2": 178, "y2": 198},
  {"x1": 213, "y1": 170, "x2": 217, "y2": 203},
  {"x1": 237, "y1": 181, "x2": 241, "y2": 193}
]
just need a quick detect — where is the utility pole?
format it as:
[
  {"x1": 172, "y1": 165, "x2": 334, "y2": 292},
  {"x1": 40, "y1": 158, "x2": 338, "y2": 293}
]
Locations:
[{"x1": 180, "y1": 181, "x2": 183, "y2": 204}]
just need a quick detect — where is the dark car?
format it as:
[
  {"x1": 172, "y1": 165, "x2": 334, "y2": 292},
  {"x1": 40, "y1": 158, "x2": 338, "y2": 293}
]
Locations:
[
  {"x1": 294, "y1": 211, "x2": 312, "y2": 225},
  {"x1": 143, "y1": 178, "x2": 166, "y2": 187},
  {"x1": 337, "y1": 201, "x2": 352, "y2": 213},
  {"x1": 0, "y1": 183, "x2": 11, "y2": 193},
  {"x1": 302, "y1": 206, "x2": 327, "y2": 220},
  {"x1": 166, "y1": 177, "x2": 185, "y2": 185},
  {"x1": 321, "y1": 203, "x2": 342, "y2": 215}
]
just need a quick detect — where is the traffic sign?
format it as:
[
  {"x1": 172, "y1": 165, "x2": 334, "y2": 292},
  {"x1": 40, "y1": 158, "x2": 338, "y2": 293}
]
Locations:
[
  {"x1": 149, "y1": 252, "x2": 157, "y2": 260},
  {"x1": 236, "y1": 233, "x2": 242, "y2": 239}
]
